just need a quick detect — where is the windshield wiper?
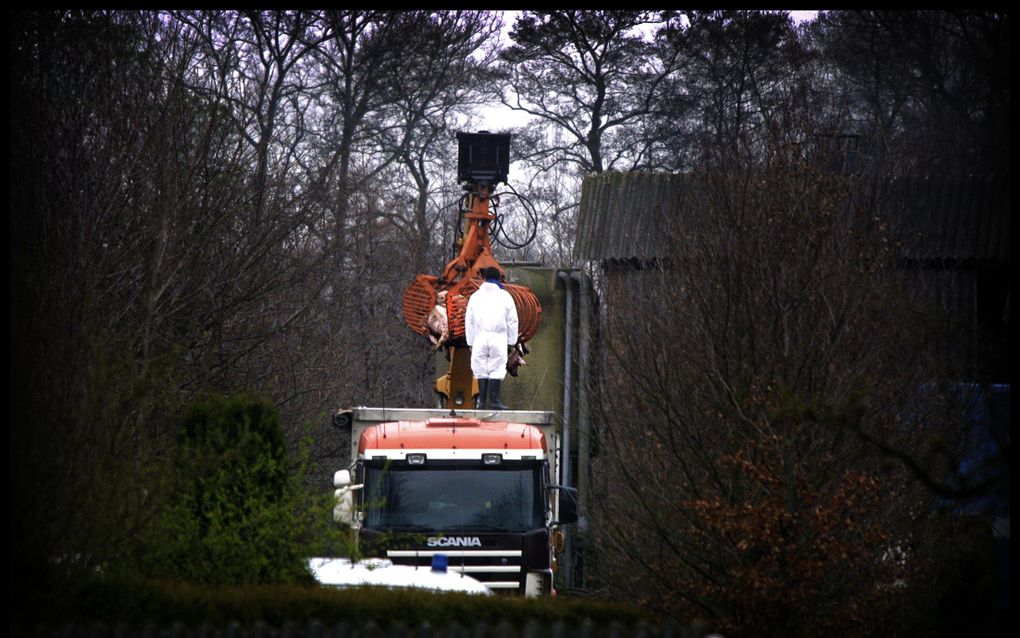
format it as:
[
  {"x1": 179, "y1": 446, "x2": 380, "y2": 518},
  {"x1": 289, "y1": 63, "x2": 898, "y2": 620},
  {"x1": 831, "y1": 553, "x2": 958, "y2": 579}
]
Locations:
[
  {"x1": 446, "y1": 524, "x2": 517, "y2": 532},
  {"x1": 372, "y1": 525, "x2": 435, "y2": 532}
]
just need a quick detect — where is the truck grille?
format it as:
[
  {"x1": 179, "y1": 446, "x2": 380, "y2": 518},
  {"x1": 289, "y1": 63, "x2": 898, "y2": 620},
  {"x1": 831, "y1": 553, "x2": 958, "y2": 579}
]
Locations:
[{"x1": 386, "y1": 549, "x2": 523, "y2": 593}]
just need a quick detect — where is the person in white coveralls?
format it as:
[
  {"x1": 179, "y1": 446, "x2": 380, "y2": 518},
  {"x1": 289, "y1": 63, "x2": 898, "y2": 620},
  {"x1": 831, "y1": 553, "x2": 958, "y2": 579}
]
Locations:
[{"x1": 465, "y1": 266, "x2": 519, "y2": 410}]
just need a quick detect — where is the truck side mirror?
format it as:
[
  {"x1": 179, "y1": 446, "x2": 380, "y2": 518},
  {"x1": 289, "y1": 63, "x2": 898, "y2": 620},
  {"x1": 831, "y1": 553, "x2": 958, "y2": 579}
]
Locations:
[
  {"x1": 334, "y1": 469, "x2": 352, "y2": 487},
  {"x1": 549, "y1": 485, "x2": 579, "y2": 525},
  {"x1": 333, "y1": 469, "x2": 363, "y2": 526},
  {"x1": 334, "y1": 487, "x2": 356, "y2": 526}
]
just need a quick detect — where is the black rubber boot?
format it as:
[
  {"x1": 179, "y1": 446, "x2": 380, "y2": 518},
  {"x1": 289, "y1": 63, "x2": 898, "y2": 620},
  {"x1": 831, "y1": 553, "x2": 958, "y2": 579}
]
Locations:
[
  {"x1": 488, "y1": 378, "x2": 510, "y2": 410},
  {"x1": 476, "y1": 378, "x2": 490, "y2": 409}
]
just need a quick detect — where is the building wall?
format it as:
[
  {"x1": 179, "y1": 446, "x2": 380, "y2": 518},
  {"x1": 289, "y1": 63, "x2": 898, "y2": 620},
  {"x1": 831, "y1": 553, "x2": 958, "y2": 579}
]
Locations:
[{"x1": 502, "y1": 266, "x2": 567, "y2": 414}]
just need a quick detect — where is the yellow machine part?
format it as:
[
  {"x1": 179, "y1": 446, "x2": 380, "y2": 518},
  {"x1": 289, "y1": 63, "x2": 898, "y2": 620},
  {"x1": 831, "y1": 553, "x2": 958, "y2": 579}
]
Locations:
[
  {"x1": 434, "y1": 346, "x2": 478, "y2": 410},
  {"x1": 402, "y1": 183, "x2": 542, "y2": 408}
]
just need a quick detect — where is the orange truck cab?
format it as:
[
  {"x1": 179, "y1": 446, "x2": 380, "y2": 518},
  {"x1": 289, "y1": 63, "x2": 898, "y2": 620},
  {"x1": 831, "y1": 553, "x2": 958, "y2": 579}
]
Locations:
[{"x1": 332, "y1": 407, "x2": 577, "y2": 596}]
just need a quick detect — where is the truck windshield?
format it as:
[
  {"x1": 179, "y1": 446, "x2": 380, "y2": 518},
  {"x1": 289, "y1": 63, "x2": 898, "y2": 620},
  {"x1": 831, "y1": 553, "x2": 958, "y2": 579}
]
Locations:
[{"x1": 362, "y1": 464, "x2": 545, "y2": 532}]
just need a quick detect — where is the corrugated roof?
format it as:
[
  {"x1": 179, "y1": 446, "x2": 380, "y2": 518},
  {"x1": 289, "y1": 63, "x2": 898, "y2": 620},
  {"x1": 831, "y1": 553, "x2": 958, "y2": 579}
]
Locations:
[
  {"x1": 576, "y1": 172, "x2": 689, "y2": 261},
  {"x1": 576, "y1": 172, "x2": 1009, "y2": 263},
  {"x1": 873, "y1": 174, "x2": 1009, "y2": 262}
]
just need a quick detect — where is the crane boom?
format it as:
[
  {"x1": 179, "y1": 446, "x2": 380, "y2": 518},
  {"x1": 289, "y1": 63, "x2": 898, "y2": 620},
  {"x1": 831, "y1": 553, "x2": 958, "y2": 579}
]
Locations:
[{"x1": 400, "y1": 133, "x2": 542, "y2": 409}]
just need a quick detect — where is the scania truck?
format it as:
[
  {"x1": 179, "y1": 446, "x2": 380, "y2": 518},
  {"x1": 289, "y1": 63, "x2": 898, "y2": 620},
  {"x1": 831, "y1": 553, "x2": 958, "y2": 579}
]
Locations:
[{"x1": 332, "y1": 407, "x2": 577, "y2": 596}]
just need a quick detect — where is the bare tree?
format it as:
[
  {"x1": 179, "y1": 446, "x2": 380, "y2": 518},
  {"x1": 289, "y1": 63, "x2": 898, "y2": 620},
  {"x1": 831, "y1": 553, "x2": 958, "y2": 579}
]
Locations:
[
  {"x1": 585, "y1": 150, "x2": 989, "y2": 636},
  {"x1": 372, "y1": 11, "x2": 501, "y2": 274},
  {"x1": 649, "y1": 10, "x2": 809, "y2": 170},
  {"x1": 11, "y1": 9, "x2": 276, "y2": 593},
  {"x1": 497, "y1": 10, "x2": 675, "y2": 175},
  {"x1": 807, "y1": 10, "x2": 1009, "y2": 176}
]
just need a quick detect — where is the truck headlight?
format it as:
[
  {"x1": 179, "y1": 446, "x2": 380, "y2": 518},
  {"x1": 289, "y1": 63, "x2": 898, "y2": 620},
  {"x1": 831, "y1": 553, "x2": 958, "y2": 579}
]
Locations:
[
  {"x1": 482, "y1": 453, "x2": 502, "y2": 465},
  {"x1": 407, "y1": 453, "x2": 426, "y2": 465}
]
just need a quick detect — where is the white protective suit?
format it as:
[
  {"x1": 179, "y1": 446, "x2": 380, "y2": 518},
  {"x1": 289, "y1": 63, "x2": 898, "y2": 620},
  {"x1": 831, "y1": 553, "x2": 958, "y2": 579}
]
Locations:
[{"x1": 465, "y1": 281, "x2": 519, "y2": 380}]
